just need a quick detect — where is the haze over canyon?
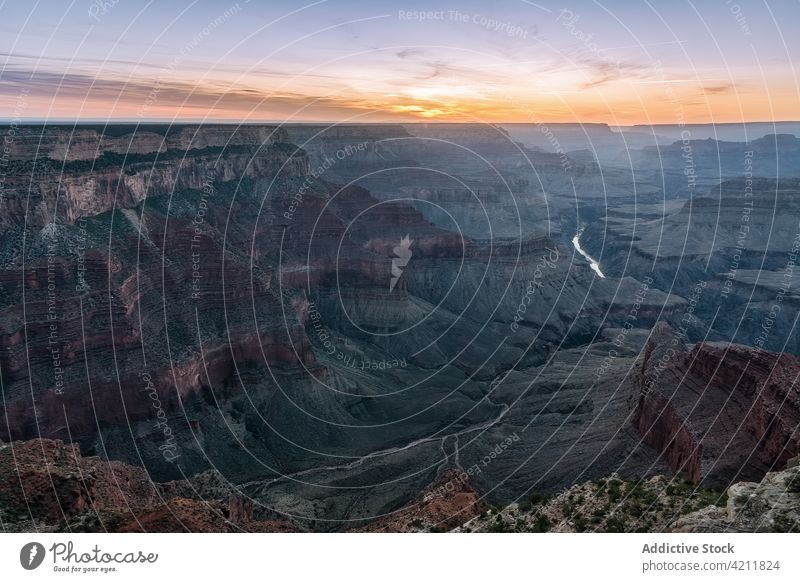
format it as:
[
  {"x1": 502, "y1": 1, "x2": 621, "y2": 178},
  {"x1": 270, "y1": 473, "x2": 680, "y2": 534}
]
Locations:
[{"x1": 1, "y1": 120, "x2": 798, "y2": 532}]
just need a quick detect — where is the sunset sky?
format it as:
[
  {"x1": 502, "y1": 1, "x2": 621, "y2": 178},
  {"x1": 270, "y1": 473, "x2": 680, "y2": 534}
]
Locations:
[{"x1": 1, "y1": 0, "x2": 798, "y2": 124}]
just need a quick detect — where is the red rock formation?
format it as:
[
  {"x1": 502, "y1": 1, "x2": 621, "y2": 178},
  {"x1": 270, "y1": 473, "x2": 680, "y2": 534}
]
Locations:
[
  {"x1": 351, "y1": 469, "x2": 486, "y2": 532},
  {"x1": 0, "y1": 438, "x2": 160, "y2": 523},
  {"x1": 228, "y1": 494, "x2": 254, "y2": 524},
  {"x1": 0, "y1": 438, "x2": 294, "y2": 532},
  {"x1": 0, "y1": 130, "x2": 458, "y2": 450},
  {"x1": 1, "y1": 147, "x2": 308, "y2": 229},
  {"x1": 633, "y1": 323, "x2": 800, "y2": 484}
]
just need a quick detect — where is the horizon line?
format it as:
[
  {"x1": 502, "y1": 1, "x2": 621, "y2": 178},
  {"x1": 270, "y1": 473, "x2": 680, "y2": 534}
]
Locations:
[{"x1": 3, "y1": 119, "x2": 800, "y2": 127}]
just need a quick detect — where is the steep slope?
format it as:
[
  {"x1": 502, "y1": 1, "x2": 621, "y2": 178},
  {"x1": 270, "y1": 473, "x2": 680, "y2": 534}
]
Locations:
[{"x1": 631, "y1": 323, "x2": 800, "y2": 484}]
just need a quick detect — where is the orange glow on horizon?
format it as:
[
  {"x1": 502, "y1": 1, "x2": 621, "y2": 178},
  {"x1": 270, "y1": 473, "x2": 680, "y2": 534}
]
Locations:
[{"x1": 4, "y1": 76, "x2": 797, "y2": 126}]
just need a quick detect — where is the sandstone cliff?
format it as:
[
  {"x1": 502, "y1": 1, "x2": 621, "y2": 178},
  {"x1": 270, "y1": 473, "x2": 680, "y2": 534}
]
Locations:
[{"x1": 632, "y1": 322, "x2": 800, "y2": 484}]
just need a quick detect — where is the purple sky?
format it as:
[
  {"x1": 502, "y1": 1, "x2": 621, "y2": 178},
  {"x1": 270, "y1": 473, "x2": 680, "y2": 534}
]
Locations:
[{"x1": 1, "y1": 0, "x2": 798, "y2": 123}]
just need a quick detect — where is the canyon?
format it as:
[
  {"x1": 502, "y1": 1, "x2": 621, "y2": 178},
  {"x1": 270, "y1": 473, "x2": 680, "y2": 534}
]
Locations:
[{"x1": 0, "y1": 123, "x2": 798, "y2": 532}]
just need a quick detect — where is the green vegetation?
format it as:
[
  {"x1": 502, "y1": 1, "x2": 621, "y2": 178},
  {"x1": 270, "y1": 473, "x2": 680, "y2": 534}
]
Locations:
[
  {"x1": 487, "y1": 514, "x2": 515, "y2": 533},
  {"x1": 518, "y1": 490, "x2": 552, "y2": 512},
  {"x1": 532, "y1": 513, "x2": 550, "y2": 532},
  {"x1": 476, "y1": 474, "x2": 734, "y2": 534}
]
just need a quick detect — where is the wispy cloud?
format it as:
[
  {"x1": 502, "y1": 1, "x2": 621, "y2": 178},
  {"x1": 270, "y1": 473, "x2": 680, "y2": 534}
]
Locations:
[
  {"x1": 701, "y1": 83, "x2": 736, "y2": 95},
  {"x1": 0, "y1": 66, "x2": 393, "y2": 120}
]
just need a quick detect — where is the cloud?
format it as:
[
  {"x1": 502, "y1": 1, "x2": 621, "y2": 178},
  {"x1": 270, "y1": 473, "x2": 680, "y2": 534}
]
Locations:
[
  {"x1": 0, "y1": 66, "x2": 396, "y2": 121},
  {"x1": 701, "y1": 83, "x2": 735, "y2": 95},
  {"x1": 395, "y1": 49, "x2": 426, "y2": 60}
]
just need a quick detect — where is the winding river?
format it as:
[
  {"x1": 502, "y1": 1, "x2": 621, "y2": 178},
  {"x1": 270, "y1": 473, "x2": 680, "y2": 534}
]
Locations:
[{"x1": 572, "y1": 227, "x2": 606, "y2": 278}]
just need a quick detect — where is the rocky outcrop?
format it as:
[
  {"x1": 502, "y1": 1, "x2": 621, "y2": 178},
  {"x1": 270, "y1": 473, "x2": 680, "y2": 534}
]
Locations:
[
  {"x1": 351, "y1": 469, "x2": 486, "y2": 532},
  {"x1": 0, "y1": 438, "x2": 160, "y2": 525},
  {"x1": 1, "y1": 144, "x2": 308, "y2": 228},
  {"x1": 632, "y1": 323, "x2": 800, "y2": 484},
  {"x1": 456, "y1": 474, "x2": 727, "y2": 533},
  {"x1": 2, "y1": 124, "x2": 292, "y2": 161},
  {"x1": 632, "y1": 323, "x2": 702, "y2": 481},
  {"x1": 672, "y1": 457, "x2": 800, "y2": 532},
  {"x1": 0, "y1": 438, "x2": 294, "y2": 532}
]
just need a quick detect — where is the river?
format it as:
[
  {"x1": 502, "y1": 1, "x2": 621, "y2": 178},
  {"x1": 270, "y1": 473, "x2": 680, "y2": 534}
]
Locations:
[{"x1": 572, "y1": 227, "x2": 606, "y2": 278}]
